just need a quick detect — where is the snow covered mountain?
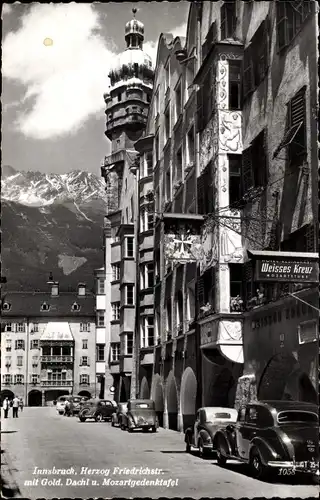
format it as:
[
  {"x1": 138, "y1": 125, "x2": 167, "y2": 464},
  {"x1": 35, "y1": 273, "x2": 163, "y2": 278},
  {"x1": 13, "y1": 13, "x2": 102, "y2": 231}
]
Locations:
[{"x1": 1, "y1": 166, "x2": 109, "y2": 291}]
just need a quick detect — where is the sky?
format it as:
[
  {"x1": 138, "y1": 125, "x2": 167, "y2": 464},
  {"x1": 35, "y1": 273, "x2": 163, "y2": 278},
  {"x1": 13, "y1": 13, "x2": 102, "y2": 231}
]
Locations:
[{"x1": 1, "y1": 2, "x2": 189, "y2": 175}]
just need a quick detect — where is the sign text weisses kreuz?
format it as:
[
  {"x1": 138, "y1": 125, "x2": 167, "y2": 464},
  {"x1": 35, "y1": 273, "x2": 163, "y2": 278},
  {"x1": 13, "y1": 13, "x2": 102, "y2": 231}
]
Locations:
[{"x1": 256, "y1": 260, "x2": 318, "y2": 283}]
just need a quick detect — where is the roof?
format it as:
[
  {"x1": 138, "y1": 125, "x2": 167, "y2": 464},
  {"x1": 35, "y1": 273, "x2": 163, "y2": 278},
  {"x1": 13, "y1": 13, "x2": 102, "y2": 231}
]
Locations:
[
  {"x1": 41, "y1": 322, "x2": 74, "y2": 341},
  {"x1": 247, "y1": 250, "x2": 319, "y2": 260},
  {"x1": 1, "y1": 291, "x2": 95, "y2": 318},
  {"x1": 258, "y1": 400, "x2": 318, "y2": 412}
]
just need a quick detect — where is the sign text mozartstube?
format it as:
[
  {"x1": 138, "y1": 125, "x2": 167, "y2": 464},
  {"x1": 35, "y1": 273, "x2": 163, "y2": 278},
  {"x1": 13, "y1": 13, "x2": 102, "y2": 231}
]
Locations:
[{"x1": 255, "y1": 260, "x2": 318, "y2": 283}]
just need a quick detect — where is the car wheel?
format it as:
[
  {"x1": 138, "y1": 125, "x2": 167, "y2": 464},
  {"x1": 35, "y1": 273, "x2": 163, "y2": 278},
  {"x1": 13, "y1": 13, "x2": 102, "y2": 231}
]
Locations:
[
  {"x1": 185, "y1": 436, "x2": 191, "y2": 453},
  {"x1": 216, "y1": 439, "x2": 227, "y2": 467},
  {"x1": 79, "y1": 417, "x2": 86, "y2": 422},
  {"x1": 151, "y1": 426, "x2": 157, "y2": 433},
  {"x1": 198, "y1": 438, "x2": 206, "y2": 458},
  {"x1": 58, "y1": 411, "x2": 63, "y2": 415},
  {"x1": 95, "y1": 413, "x2": 103, "y2": 422},
  {"x1": 250, "y1": 448, "x2": 268, "y2": 480}
]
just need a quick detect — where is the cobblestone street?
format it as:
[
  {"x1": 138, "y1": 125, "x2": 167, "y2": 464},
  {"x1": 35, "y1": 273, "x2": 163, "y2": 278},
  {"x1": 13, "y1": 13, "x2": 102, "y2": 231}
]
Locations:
[{"x1": 1, "y1": 407, "x2": 318, "y2": 499}]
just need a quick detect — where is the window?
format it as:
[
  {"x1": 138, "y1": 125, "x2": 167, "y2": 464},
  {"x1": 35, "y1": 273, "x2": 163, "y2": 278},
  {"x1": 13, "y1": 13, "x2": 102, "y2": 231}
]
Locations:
[
  {"x1": 80, "y1": 322, "x2": 90, "y2": 332},
  {"x1": 140, "y1": 208, "x2": 154, "y2": 232},
  {"x1": 126, "y1": 333, "x2": 134, "y2": 355},
  {"x1": 80, "y1": 356, "x2": 89, "y2": 366},
  {"x1": 112, "y1": 264, "x2": 120, "y2": 281},
  {"x1": 187, "y1": 283, "x2": 195, "y2": 321},
  {"x1": 185, "y1": 57, "x2": 195, "y2": 101},
  {"x1": 6, "y1": 339, "x2": 12, "y2": 352},
  {"x1": 97, "y1": 311, "x2": 105, "y2": 327},
  {"x1": 41, "y1": 302, "x2": 50, "y2": 311},
  {"x1": 5, "y1": 356, "x2": 11, "y2": 366},
  {"x1": 126, "y1": 237, "x2": 134, "y2": 257},
  {"x1": 117, "y1": 93, "x2": 122, "y2": 102},
  {"x1": 202, "y1": 21, "x2": 217, "y2": 60},
  {"x1": 32, "y1": 323, "x2": 39, "y2": 333},
  {"x1": 230, "y1": 263, "x2": 242, "y2": 298},
  {"x1": 112, "y1": 302, "x2": 120, "y2": 321},
  {"x1": 96, "y1": 344, "x2": 105, "y2": 361},
  {"x1": 72, "y1": 302, "x2": 80, "y2": 312},
  {"x1": 276, "y1": 1, "x2": 313, "y2": 52},
  {"x1": 17, "y1": 356, "x2": 23, "y2": 366},
  {"x1": 82, "y1": 339, "x2": 88, "y2": 350},
  {"x1": 31, "y1": 374, "x2": 38, "y2": 384},
  {"x1": 141, "y1": 316, "x2": 154, "y2": 348},
  {"x1": 175, "y1": 148, "x2": 182, "y2": 182},
  {"x1": 166, "y1": 299, "x2": 172, "y2": 334},
  {"x1": 241, "y1": 130, "x2": 268, "y2": 194},
  {"x1": 3, "y1": 374, "x2": 12, "y2": 384},
  {"x1": 187, "y1": 126, "x2": 195, "y2": 166},
  {"x1": 243, "y1": 21, "x2": 268, "y2": 98},
  {"x1": 146, "y1": 263, "x2": 154, "y2": 288},
  {"x1": 111, "y1": 343, "x2": 120, "y2": 361},
  {"x1": 126, "y1": 207, "x2": 129, "y2": 223},
  {"x1": 125, "y1": 284, "x2": 134, "y2": 305},
  {"x1": 154, "y1": 132, "x2": 159, "y2": 164},
  {"x1": 221, "y1": 0, "x2": 236, "y2": 39},
  {"x1": 164, "y1": 105, "x2": 170, "y2": 143},
  {"x1": 287, "y1": 87, "x2": 307, "y2": 165},
  {"x1": 80, "y1": 374, "x2": 90, "y2": 385},
  {"x1": 145, "y1": 152, "x2": 153, "y2": 176},
  {"x1": 4, "y1": 322, "x2": 12, "y2": 332},
  {"x1": 196, "y1": 68, "x2": 213, "y2": 132},
  {"x1": 165, "y1": 169, "x2": 171, "y2": 202},
  {"x1": 165, "y1": 60, "x2": 170, "y2": 90},
  {"x1": 175, "y1": 81, "x2": 182, "y2": 121},
  {"x1": 155, "y1": 87, "x2": 160, "y2": 116},
  {"x1": 175, "y1": 291, "x2": 183, "y2": 329},
  {"x1": 97, "y1": 278, "x2": 105, "y2": 294},
  {"x1": 48, "y1": 369, "x2": 66, "y2": 382},
  {"x1": 16, "y1": 322, "x2": 25, "y2": 333},
  {"x1": 229, "y1": 61, "x2": 241, "y2": 110},
  {"x1": 228, "y1": 155, "x2": 241, "y2": 206},
  {"x1": 14, "y1": 374, "x2": 24, "y2": 384},
  {"x1": 197, "y1": 161, "x2": 214, "y2": 214},
  {"x1": 30, "y1": 339, "x2": 39, "y2": 350},
  {"x1": 15, "y1": 339, "x2": 25, "y2": 350}
]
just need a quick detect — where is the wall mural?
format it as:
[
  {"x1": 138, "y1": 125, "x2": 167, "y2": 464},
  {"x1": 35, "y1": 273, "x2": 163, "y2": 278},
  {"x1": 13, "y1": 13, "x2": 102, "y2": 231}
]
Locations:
[
  {"x1": 234, "y1": 374, "x2": 257, "y2": 410},
  {"x1": 219, "y1": 320, "x2": 242, "y2": 343}
]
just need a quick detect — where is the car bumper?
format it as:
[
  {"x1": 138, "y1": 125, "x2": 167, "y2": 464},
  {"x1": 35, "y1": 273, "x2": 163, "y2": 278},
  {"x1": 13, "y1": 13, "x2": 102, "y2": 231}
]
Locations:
[{"x1": 267, "y1": 461, "x2": 319, "y2": 474}]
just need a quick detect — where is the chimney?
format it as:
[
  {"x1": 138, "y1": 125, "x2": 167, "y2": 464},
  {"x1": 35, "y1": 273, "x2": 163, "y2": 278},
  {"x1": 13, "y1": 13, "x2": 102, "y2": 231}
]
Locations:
[
  {"x1": 51, "y1": 282, "x2": 59, "y2": 296},
  {"x1": 78, "y1": 283, "x2": 86, "y2": 296}
]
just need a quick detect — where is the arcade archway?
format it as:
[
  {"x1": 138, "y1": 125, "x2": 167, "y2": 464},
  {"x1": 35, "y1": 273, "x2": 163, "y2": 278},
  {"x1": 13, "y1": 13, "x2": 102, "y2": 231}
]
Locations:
[
  {"x1": 140, "y1": 377, "x2": 150, "y2": 399},
  {"x1": 166, "y1": 371, "x2": 178, "y2": 431},
  {"x1": 78, "y1": 390, "x2": 92, "y2": 399},
  {"x1": 151, "y1": 374, "x2": 164, "y2": 427},
  {"x1": 180, "y1": 367, "x2": 197, "y2": 431},
  {"x1": 28, "y1": 390, "x2": 42, "y2": 407},
  {"x1": 1, "y1": 390, "x2": 14, "y2": 405},
  {"x1": 45, "y1": 390, "x2": 69, "y2": 405}
]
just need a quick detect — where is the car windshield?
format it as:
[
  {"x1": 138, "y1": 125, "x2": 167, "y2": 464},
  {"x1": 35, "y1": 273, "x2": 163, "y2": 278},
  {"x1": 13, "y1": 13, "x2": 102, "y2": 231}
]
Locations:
[
  {"x1": 205, "y1": 410, "x2": 234, "y2": 422},
  {"x1": 58, "y1": 397, "x2": 67, "y2": 402},
  {"x1": 277, "y1": 411, "x2": 318, "y2": 424}
]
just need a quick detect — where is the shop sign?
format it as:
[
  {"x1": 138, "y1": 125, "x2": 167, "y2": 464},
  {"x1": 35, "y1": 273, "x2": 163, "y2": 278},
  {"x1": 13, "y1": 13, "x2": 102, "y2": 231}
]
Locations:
[{"x1": 255, "y1": 260, "x2": 318, "y2": 283}]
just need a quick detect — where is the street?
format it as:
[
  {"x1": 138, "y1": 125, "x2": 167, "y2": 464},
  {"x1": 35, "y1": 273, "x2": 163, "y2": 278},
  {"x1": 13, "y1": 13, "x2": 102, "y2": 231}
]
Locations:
[{"x1": 1, "y1": 407, "x2": 318, "y2": 499}]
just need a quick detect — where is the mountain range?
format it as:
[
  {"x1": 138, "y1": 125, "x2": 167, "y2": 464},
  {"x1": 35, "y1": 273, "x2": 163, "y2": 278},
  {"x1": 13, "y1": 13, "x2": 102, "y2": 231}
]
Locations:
[{"x1": 1, "y1": 165, "x2": 109, "y2": 292}]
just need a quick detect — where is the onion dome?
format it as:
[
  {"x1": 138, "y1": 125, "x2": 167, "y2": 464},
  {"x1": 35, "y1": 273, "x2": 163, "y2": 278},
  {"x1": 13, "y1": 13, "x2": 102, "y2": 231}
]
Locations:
[{"x1": 108, "y1": 8, "x2": 154, "y2": 87}]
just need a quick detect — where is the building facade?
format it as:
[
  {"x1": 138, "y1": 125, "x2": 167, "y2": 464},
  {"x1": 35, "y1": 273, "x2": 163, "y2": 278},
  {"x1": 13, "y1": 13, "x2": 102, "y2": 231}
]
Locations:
[
  {"x1": 100, "y1": 9, "x2": 154, "y2": 402},
  {"x1": 1, "y1": 281, "x2": 96, "y2": 406},
  {"x1": 235, "y1": 0, "x2": 318, "y2": 406}
]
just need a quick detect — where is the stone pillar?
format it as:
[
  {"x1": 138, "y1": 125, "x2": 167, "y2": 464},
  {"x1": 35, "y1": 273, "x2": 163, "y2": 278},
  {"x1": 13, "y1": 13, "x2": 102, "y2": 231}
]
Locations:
[
  {"x1": 163, "y1": 411, "x2": 169, "y2": 428},
  {"x1": 218, "y1": 264, "x2": 230, "y2": 313},
  {"x1": 177, "y1": 412, "x2": 184, "y2": 433},
  {"x1": 50, "y1": 346, "x2": 53, "y2": 356},
  {"x1": 41, "y1": 390, "x2": 45, "y2": 407}
]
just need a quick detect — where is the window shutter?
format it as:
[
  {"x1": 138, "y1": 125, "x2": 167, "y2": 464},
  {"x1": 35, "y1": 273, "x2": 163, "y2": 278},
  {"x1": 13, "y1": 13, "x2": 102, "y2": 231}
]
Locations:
[
  {"x1": 241, "y1": 147, "x2": 253, "y2": 194},
  {"x1": 87, "y1": 356, "x2": 90, "y2": 366},
  {"x1": 197, "y1": 174, "x2": 205, "y2": 214},
  {"x1": 290, "y1": 87, "x2": 306, "y2": 127},
  {"x1": 243, "y1": 261, "x2": 254, "y2": 304},
  {"x1": 305, "y1": 224, "x2": 315, "y2": 252},
  {"x1": 243, "y1": 47, "x2": 254, "y2": 98},
  {"x1": 196, "y1": 88, "x2": 204, "y2": 132},
  {"x1": 197, "y1": 274, "x2": 205, "y2": 306},
  {"x1": 276, "y1": 1, "x2": 288, "y2": 51},
  {"x1": 221, "y1": 3, "x2": 227, "y2": 40}
]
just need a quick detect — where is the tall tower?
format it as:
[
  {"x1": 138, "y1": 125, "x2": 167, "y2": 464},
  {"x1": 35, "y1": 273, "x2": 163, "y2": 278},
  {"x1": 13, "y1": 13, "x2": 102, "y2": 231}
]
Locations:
[
  {"x1": 101, "y1": 9, "x2": 154, "y2": 403},
  {"x1": 104, "y1": 8, "x2": 154, "y2": 153}
]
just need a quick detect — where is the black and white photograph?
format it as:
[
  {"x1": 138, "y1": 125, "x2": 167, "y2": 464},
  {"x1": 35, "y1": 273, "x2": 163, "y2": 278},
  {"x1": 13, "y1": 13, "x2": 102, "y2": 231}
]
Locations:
[{"x1": 1, "y1": 1, "x2": 319, "y2": 499}]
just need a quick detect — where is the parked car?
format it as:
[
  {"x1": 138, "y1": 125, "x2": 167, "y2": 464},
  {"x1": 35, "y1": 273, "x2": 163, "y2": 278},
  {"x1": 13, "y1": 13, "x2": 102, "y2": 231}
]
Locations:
[
  {"x1": 111, "y1": 402, "x2": 128, "y2": 428},
  {"x1": 214, "y1": 400, "x2": 319, "y2": 480},
  {"x1": 184, "y1": 407, "x2": 238, "y2": 458},
  {"x1": 122, "y1": 399, "x2": 158, "y2": 433},
  {"x1": 56, "y1": 395, "x2": 70, "y2": 415},
  {"x1": 78, "y1": 399, "x2": 117, "y2": 422}
]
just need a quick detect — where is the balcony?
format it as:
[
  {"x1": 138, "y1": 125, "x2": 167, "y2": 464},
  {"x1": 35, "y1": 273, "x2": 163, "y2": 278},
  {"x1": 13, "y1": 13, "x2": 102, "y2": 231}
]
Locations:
[
  {"x1": 41, "y1": 355, "x2": 73, "y2": 363},
  {"x1": 40, "y1": 380, "x2": 73, "y2": 387},
  {"x1": 230, "y1": 296, "x2": 244, "y2": 313}
]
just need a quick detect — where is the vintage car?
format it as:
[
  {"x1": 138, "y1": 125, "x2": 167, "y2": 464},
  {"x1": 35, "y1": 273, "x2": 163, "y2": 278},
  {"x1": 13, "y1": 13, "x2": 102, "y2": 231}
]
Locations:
[
  {"x1": 64, "y1": 396, "x2": 84, "y2": 416},
  {"x1": 184, "y1": 407, "x2": 238, "y2": 457},
  {"x1": 122, "y1": 399, "x2": 158, "y2": 433},
  {"x1": 214, "y1": 400, "x2": 319, "y2": 480},
  {"x1": 111, "y1": 402, "x2": 128, "y2": 428},
  {"x1": 56, "y1": 395, "x2": 70, "y2": 415},
  {"x1": 78, "y1": 398, "x2": 117, "y2": 422}
]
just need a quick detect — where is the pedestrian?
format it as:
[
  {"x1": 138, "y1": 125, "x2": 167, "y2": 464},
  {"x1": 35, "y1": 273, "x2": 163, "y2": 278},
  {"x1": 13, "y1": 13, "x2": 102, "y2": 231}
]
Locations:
[
  {"x1": 2, "y1": 397, "x2": 10, "y2": 418},
  {"x1": 12, "y1": 395, "x2": 20, "y2": 418},
  {"x1": 19, "y1": 398, "x2": 24, "y2": 412}
]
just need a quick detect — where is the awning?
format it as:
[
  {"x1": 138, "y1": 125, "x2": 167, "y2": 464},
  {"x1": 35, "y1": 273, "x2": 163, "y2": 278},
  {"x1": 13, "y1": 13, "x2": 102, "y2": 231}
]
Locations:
[
  {"x1": 247, "y1": 250, "x2": 318, "y2": 260},
  {"x1": 41, "y1": 322, "x2": 74, "y2": 341}
]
